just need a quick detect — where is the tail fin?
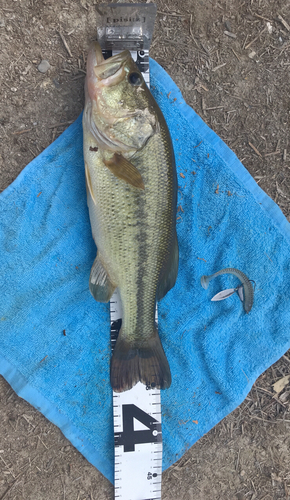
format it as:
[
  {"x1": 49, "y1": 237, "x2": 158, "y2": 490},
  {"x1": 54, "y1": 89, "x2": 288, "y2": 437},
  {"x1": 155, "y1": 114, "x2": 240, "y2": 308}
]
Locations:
[{"x1": 110, "y1": 330, "x2": 171, "y2": 393}]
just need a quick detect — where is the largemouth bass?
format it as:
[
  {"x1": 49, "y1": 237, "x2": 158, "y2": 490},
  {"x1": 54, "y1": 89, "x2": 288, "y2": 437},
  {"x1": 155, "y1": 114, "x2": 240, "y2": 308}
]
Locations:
[{"x1": 82, "y1": 42, "x2": 178, "y2": 392}]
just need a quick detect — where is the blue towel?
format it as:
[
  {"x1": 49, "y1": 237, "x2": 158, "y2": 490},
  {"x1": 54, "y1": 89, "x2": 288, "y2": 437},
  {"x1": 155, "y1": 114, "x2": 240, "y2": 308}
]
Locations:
[{"x1": 1, "y1": 59, "x2": 290, "y2": 484}]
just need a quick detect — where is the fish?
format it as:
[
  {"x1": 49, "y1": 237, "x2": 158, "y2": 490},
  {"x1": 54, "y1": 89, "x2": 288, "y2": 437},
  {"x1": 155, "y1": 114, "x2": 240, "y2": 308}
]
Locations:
[
  {"x1": 82, "y1": 41, "x2": 178, "y2": 392},
  {"x1": 201, "y1": 267, "x2": 254, "y2": 313}
]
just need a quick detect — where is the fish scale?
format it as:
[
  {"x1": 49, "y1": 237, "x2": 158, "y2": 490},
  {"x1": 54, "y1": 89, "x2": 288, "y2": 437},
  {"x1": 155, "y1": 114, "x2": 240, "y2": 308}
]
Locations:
[
  {"x1": 87, "y1": 129, "x2": 173, "y2": 340},
  {"x1": 83, "y1": 40, "x2": 178, "y2": 392}
]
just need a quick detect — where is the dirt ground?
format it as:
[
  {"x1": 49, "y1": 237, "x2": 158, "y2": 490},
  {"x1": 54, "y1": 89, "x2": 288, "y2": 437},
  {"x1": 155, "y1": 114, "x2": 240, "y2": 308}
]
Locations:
[{"x1": 1, "y1": 0, "x2": 290, "y2": 498}]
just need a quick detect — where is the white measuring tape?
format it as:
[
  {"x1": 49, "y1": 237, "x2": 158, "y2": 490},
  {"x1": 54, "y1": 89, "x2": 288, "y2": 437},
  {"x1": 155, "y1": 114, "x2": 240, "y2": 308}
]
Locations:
[
  {"x1": 110, "y1": 290, "x2": 162, "y2": 500},
  {"x1": 97, "y1": 5, "x2": 161, "y2": 497},
  {"x1": 109, "y1": 47, "x2": 162, "y2": 500}
]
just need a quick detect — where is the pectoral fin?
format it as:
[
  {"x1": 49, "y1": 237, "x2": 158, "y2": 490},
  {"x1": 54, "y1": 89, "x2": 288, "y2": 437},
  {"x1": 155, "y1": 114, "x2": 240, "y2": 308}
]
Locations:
[
  {"x1": 89, "y1": 254, "x2": 116, "y2": 303},
  {"x1": 104, "y1": 153, "x2": 144, "y2": 190},
  {"x1": 157, "y1": 231, "x2": 179, "y2": 301}
]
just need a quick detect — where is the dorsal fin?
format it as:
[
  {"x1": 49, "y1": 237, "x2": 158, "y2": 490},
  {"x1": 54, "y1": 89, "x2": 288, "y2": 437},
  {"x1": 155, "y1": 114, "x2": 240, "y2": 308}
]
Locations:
[{"x1": 157, "y1": 231, "x2": 179, "y2": 301}]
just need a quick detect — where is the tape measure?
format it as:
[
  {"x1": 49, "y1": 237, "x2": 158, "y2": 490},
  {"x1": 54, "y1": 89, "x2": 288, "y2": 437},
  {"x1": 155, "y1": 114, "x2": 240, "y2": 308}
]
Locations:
[
  {"x1": 110, "y1": 293, "x2": 162, "y2": 500},
  {"x1": 96, "y1": 4, "x2": 162, "y2": 499}
]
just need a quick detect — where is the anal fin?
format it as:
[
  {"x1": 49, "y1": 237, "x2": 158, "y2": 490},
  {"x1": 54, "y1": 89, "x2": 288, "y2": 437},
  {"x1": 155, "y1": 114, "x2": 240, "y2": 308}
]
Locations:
[
  {"x1": 89, "y1": 254, "x2": 116, "y2": 303},
  {"x1": 157, "y1": 230, "x2": 179, "y2": 301}
]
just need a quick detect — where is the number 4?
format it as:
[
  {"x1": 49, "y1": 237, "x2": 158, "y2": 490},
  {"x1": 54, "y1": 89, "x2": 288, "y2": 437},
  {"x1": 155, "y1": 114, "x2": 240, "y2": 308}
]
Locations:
[{"x1": 114, "y1": 404, "x2": 162, "y2": 452}]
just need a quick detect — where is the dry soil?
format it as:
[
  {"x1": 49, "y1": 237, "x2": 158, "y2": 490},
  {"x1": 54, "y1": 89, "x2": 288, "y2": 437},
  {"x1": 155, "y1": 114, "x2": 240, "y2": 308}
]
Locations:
[{"x1": 1, "y1": 1, "x2": 290, "y2": 499}]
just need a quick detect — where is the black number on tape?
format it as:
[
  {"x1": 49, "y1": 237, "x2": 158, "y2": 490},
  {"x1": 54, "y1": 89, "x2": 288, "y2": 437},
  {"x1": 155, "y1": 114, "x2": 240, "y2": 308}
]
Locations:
[
  {"x1": 115, "y1": 404, "x2": 161, "y2": 452},
  {"x1": 110, "y1": 319, "x2": 122, "y2": 348}
]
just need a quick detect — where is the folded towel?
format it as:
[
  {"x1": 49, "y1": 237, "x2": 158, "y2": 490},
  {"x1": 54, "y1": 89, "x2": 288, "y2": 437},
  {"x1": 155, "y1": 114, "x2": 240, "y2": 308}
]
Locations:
[{"x1": 1, "y1": 59, "x2": 290, "y2": 484}]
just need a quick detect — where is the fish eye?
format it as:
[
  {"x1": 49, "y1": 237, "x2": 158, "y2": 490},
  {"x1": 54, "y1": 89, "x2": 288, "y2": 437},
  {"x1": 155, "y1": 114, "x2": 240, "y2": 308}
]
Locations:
[{"x1": 128, "y1": 72, "x2": 142, "y2": 86}]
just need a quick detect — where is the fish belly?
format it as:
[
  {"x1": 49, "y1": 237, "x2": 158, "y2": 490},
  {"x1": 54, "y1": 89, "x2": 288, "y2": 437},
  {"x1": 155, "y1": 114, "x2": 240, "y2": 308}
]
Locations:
[{"x1": 84, "y1": 126, "x2": 176, "y2": 391}]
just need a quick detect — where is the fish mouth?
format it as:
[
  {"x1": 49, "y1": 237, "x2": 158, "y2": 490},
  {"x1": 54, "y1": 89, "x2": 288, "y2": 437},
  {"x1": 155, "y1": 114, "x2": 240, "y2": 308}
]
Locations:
[
  {"x1": 84, "y1": 41, "x2": 152, "y2": 152},
  {"x1": 88, "y1": 41, "x2": 131, "y2": 87},
  {"x1": 84, "y1": 42, "x2": 136, "y2": 152}
]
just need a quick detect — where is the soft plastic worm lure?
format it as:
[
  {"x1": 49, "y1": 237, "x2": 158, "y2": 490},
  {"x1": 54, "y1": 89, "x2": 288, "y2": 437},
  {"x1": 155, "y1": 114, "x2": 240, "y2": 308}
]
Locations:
[{"x1": 200, "y1": 267, "x2": 254, "y2": 313}]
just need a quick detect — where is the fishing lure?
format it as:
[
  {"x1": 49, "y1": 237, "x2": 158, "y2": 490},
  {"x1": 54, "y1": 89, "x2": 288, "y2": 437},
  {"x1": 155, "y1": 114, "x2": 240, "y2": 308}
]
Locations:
[{"x1": 200, "y1": 267, "x2": 255, "y2": 313}]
